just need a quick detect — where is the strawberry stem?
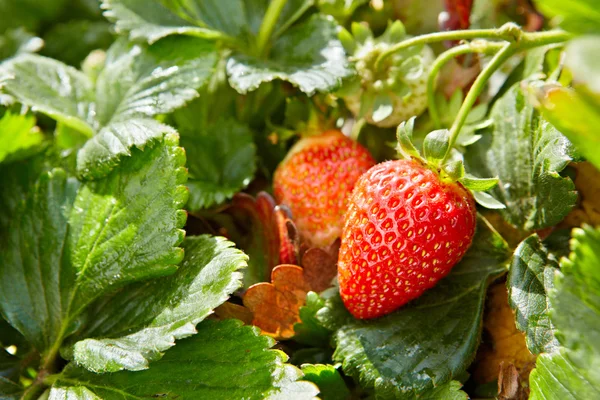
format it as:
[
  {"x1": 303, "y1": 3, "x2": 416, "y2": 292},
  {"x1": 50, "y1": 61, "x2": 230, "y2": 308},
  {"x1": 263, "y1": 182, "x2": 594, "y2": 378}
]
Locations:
[
  {"x1": 374, "y1": 23, "x2": 572, "y2": 72},
  {"x1": 443, "y1": 43, "x2": 515, "y2": 160},
  {"x1": 427, "y1": 41, "x2": 505, "y2": 129},
  {"x1": 441, "y1": 29, "x2": 572, "y2": 163},
  {"x1": 256, "y1": 0, "x2": 288, "y2": 57}
]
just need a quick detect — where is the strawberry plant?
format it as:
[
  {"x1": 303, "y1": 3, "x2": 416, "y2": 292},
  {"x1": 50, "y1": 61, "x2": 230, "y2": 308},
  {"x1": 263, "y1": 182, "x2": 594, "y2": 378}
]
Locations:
[{"x1": 1, "y1": 0, "x2": 600, "y2": 399}]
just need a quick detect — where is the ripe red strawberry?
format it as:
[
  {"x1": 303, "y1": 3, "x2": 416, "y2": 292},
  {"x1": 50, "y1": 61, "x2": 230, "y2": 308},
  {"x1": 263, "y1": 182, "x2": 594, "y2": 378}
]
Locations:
[
  {"x1": 273, "y1": 130, "x2": 376, "y2": 248},
  {"x1": 338, "y1": 158, "x2": 477, "y2": 319}
]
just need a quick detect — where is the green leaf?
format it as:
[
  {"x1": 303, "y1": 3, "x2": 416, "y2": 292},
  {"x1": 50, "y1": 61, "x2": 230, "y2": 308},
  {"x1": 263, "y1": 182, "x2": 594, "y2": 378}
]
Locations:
[
  {"x1": 227, "y1": 15, "x2": 353, "y2": 95},
  {"x1": 507, "y1": 234, "x2": 559, "y2": 354},
  {"x1": 48, "y1": 386, "x2": 101, "y2": 399},
  {"x1": 0, "y1": 169, "x2": 80, "y2": 353},
  {"x1": 396, "y1": 117, "x2": 420, "y2": 159},
  {"x1": 50, "y1": 320, "x2": 318, "y2": 399},
  {"x1": 530, "y1": 351, "x2": 600, "y2": 400},
  {"x1": 0, "y1": 28, "x2": 43, "y2": 61},
  {"x1": 0, "y1": 135, "x2": 187, "y2": 355},
  {"x1": 103, "y1": 0, "x2": 313, "y2": 45},
  {"x1": 459, "y1": 175, "x2": 499, "y2": 192},
  {"x1": 94, "y1": 37, "x2": 216, "y2": 126},
  {"x1": 67, "y1": 134, "x2": 188, "y2": 317},
  {"x1": 472, "y1": 191, "x2": 506, "y2": 210},
  {"x1": 67, "y1": 235, "x2": 247, "y2": 373},
  {"x1": 422, "y1": 129, "x2": 450, "y2": 165},
  {"x1": 317, "y1": 217, "x2": 509, "y2": 396},
  {"x1": 442, "y1": 160, "x2": 465, "y2": 181},
  {"x1": 101, "y1": 0, "x2": 221, "y2": 44},
  {"x1": 182, "y1": 118, "x2": 257, "y2": 211},
  {"x1": 533, "y1": 0, "x2": 600, "y2": 34},
  {"x1": 0, "y1": 153, "x2": 46, "y2": 233},
  {"x1": 0, "y1": 0, "x2": 68, "y2": 33},
  {"x1": 371, "y1": 95, "x2": 393, "y2": 123},
  {"x1": 41, "y1": 20, "x2": 114, "y2": 67},
  {"x1": 551, "y1": 226, "x2": 600, "y2": 366},
  {"x1": 465, "y1": 84, "x2": 576, "y2": 231},
  {"x1": 0, "y1": 54, "x2": 96, "y2": 136},
  {"x1": 293, "y1": 292, "x2": 332, "y2": 347},
  {"x1": 301, "y1": 364, "x2": 350, "y2": 400},
  {"x1": 0, "y1": 348, "x2": 20, "y2": 381},
  {"x1": 319, "y1": 0, "x2": 369, "y2": 24},
  {"x1": 0, "y1": 376, "x2": 22, "y2": 400},
  {"x1": 565, "y1": 37, "x2": 600, "y2": 99},
  {"x1": 400, "y1": 381, "x2": 468, "y2": 400},
  {"x1": 76, "y1": 118, "x2": 175, "y2": 180},
  {"x1": 529, "y1": 225, "x2": 600, "y2": 398},
  {"x1": 528, "y1": 83, "x2": 600, "y2": 171},
  {"x1": 0, "y1": 317, "x2": 28, "y2": 351},
  {"x1": 1, "y1": 37, "x2": 216, "y2": 179},
  {"x1": 0, "y1": 111, "x2": 44, "y2": 164}
]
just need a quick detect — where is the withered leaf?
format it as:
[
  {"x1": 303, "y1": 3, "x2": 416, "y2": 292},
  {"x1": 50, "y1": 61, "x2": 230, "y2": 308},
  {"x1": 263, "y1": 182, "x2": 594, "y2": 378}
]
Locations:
[
  {"x1": 473, "y1": 283, "x2": 537, "y2": 384},
  {"x1": 243, "y1": 265, "x2": 311, "y2": 339},
  {"x1": 301, "y1": 240, "x2": 339, "y2": 293},
  {"x1": 275, "y1": 204, "x2": 299, "y2": 265},
  {"x1": 498, "y1": 362, "x2": 528, "y2": 400},
  {"x1": 213, "y1": 302, "x2": 254, "y2": 325},
  {"x1": 561, "y1": 162, "x2": 600, "y2": 228}
]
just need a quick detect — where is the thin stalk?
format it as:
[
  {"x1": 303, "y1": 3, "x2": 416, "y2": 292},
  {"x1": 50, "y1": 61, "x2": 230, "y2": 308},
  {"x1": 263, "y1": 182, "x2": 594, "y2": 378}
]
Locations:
[
  {"x1": 519, "y1": 29, "x2": 573, "y2": 49},
  {"x1": 375, "y1": 22, "x2": 572, "y2": 72},
  {"x1": 256, "y1": 0, "x2": 288, "y2": 57},
  {"x1": 21, "y1": 375, "x2": 48, "y2": 400},
  {"x1": 375, "y1": 23, "x2": 524, "y2": 71},
  {"x1": 427, "y1": 42, "x2": 505, "y2": 129},
  {"x1": 442, "y1": 43, "x2": 516, "y2": 163}
]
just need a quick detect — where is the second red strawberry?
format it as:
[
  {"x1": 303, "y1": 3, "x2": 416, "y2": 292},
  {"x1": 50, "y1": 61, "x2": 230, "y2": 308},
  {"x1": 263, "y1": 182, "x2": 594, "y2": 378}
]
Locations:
[{"x1": 273, "y1": 130, "x2": 376, "y2": 248}]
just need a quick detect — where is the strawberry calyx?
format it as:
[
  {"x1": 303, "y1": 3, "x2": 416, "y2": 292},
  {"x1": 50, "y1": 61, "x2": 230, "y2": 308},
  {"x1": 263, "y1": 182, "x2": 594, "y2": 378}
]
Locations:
[
  {"x1": 337, "y1": 21, "x2": 434, "y2": 127},
  {"x1": 396, "y1": 117, "x2": 505, "y2": 209},
  {"x1": 267, "y1": 95, "x2": 340, "y2": 143}
]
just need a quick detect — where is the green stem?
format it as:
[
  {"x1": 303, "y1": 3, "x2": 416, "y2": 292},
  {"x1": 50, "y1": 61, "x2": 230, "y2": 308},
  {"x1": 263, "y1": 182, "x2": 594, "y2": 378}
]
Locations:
[
  {"x1": 438, "y1": 30, "x2": 572, "y2": 163},
  {"x1": 442, "y1": 43, "x2": 516, "y2": 162},
  {"x1": 375, "y1": 23, "x2": 522, "y2": 71},
  {"x1": 427, "y1": 42, "x2": 505, "y2": 129},
  {"x1": 256, "y1": 0, "x2": 288, "y2": 57},
  {"x1": 21, "y1": 374, "x2": 48, "y2": 400},
  {"x1": 375, "y1": 22, "x2": 572, "y2": 72},
  {"x1": 518, "y1": 29, "x2": 573, "y2": 49}
]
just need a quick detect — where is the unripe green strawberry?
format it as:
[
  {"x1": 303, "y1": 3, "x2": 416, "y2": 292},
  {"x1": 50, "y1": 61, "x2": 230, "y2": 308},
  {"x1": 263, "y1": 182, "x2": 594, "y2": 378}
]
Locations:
[
  {"x1": 338, "y1": 158, "x2": 477, "y2": 319},
  {"x1": 338, "y1": 21, "x2": 434, "y2": 128},
  {"x1": 273, "y1": 130, "x2": 375, "y2": 248}
]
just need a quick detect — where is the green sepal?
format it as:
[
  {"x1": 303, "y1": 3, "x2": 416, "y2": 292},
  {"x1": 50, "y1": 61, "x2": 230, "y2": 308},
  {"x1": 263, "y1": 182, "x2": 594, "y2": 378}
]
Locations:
[
  {"x1": 473, "y1": 191, "x2": 506, "y2": 209},
  {"x1": 337, "y1": 27, "x2": 356, "y2": 54},
  {"x1": 385, "y1": 20, "x2": 407, "y2": 42},
  {"x1": 396, "y1": 117, "x2": 420, "y2": 159},
  {"x1": 398, "y1": 55, "x2": 424, "y2": 82},
  {"x1": 459, "y1": 174, "x2": 500, "y2": 192},
  {"x1": 423, "y1": 129, "x2": 450, "y2": 166},
  {"x1": 371, "y1": 95, "x2": 393, "y2": 123},
  {"x1": 443, "y1": 160, "x2": 465, "y2": 181},
  {"x1": 300, "y1": 364, "x2": 350, "y2": 400},
  {"x1": 350, "y1": 22, "x2": 372, "y2": 44},
  {"x1": 357, "y1": 91, "x2": 375, "y2": 119}
]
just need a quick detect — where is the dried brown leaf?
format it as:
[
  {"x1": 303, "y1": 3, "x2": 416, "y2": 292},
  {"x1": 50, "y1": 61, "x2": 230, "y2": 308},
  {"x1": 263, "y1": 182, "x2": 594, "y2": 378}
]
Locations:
[
  {"x1": 561, "y1": 162, "x2": 600, "y2": 228},
  {"x1": 301, "y1": 240, "x2": 339, "y2": 293},
  {"x1": 243, "y1": 264, "x2": 311, "y2": 339},
  {"x1": 213, "y1": 302, "x2": 254, "y2": 325},
  {"x1": 498, "y1": 362, "x2": 528, "y2": 400},
  {"x1": 473, "y1": 283, "x2": 536, "y2": 385},
  {"x1": 275, "y1": 204, "x2": 299, "y2": 265}
]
